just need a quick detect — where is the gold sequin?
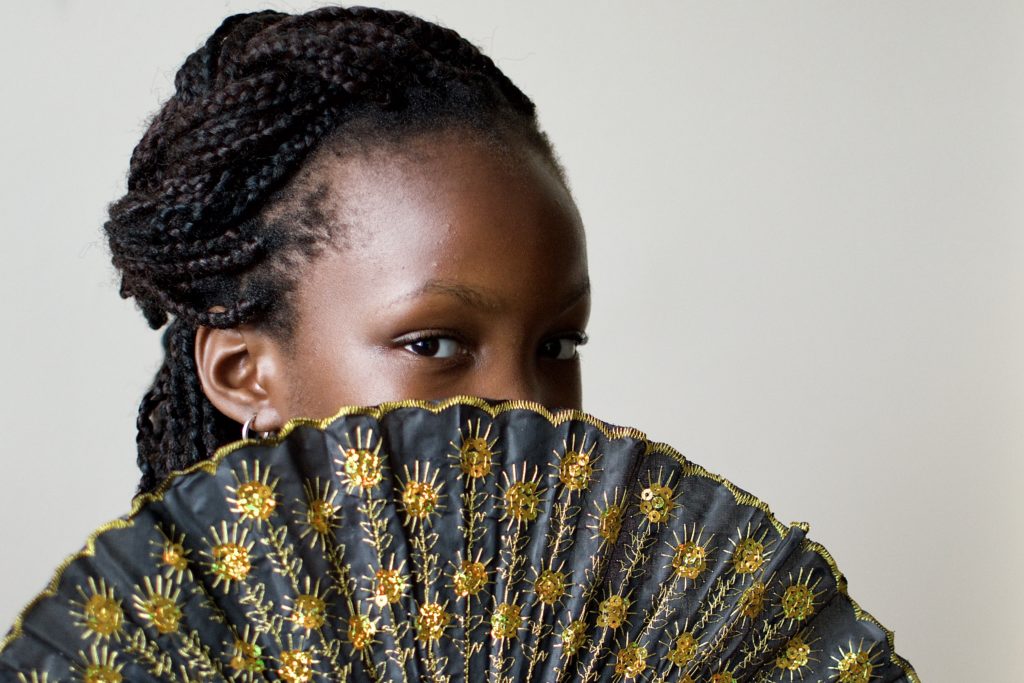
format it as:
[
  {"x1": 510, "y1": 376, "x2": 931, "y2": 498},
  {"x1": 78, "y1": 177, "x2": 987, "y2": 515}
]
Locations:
[
  {"x1": 337, "y1": 427, "x2": 385, "y2": 492},
  {"x1": 373, "y1": 566, "x2": 407, "y2": 606},
  {"x1": 72, "y1": 578, "x2": 123, "y2": 642},
  {"x1": 782, "y1": 584, "x2": 815, "y2": 621},
  {"x1": 614, "y1": 643, "x2": 648, "y2": 678},
  {"x1": 459, "y1": 437, "x2": 494, "y2": 479},
  {"x1": 400, "y1": 463, "x2": 443, "y2": 526},
  {"x1": 490, "y1": 601, "x2": 522, "y2": 639},
  {"x1": 667, "y1": 631, "x2": 698, "y2": 667},
  {"x1": 452, "y1": 560, "x2": 488, "y2": 598},
  {"x1": 229, "y1": 637, "x2": 265, "y2": 674},
  {"x1": 415, "y1": 601, "x2": 450, "y2": 642},
  {"x1": 83, "y1": 594, "x2": 122, "y2": 638},
  {"x1": 161, "y1": 542, "x2": 188, "y2": 573},
  {"x1": 133, "y1": 577, "x2": 181, "y2": 635},
  {"x1": 639, "y1": 476, "x2": 675, "y2": 524},
  {"x1": 672, "y1": 541, "x2": 708, "y2": 581},
  {"x1": 557, "y1": 437, "x2": 597, "y2": 491},
  {"x1": 534, "y1": 569, "x2": 567, "y2": 605},
  {"x1": 228, "y1": 461, "x2": 278, "y2": 523},
  {"x1": 737, "y1": 581, "x2": 767, "y2": 620},
  {"x1": 597, "y1": 595, "x2": 630, "y2": 629},
  {"x1": 597, "y1": 502, "x2": 624, "y2": 543},
  {"x1": 341, "y1": 447, "x2": 383, "y2": 490},
  {"x1": 213, "y1": 543, "x2": 251, "y2": 583},
  {"x1": 206, "y1": 522, "x2": 253, "y2": 590},
  {"x1": 277, "y1": 649, "x2": 315, "y2": 683},
  {"x1": 79, "y1": 646, "x2": 123, "y2": 683},
  {"x1": 306, "y1": 499, "x2": 334, "y2": 536},
  {"x1": 235, "y1": 481, "x2": 276, "y2": 522},
  {"x1": 776, "y1": 634, "x2": 811, "y2": 671},
  {"x1": 290, "y1": 594, "x2": 326, "y2": 630},
  {"x1": 347, "y1": 614, "x2": 377, "y2": 651},
  {"x1": 504, "y1": 481, "x2": 542, "y2": 523},
  {"x1": 731, "y1": 537, "x2": 765, "y2": 574},
  {"x1": 835, "y1": 648, "x2": 875, "y2": 683},
  {"x1": 559, "y1": 619, "x2": 587, "y2": 658}
]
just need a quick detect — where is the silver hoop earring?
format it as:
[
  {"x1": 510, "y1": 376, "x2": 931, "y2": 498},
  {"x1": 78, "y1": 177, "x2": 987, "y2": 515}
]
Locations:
[{"x1": 241, "y1": 413, "x2": 272, "y2": 440}]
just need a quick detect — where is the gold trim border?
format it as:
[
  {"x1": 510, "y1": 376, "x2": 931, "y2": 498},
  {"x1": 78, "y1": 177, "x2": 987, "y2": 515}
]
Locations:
[{"x1": 0, "y1": 396, "x2": 920, "y2": 681}]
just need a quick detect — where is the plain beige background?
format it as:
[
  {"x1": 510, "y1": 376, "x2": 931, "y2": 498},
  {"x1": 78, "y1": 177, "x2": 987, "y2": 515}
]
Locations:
[{"x1": 2, "y1": 1, "x2": 1022, "y2": 679}]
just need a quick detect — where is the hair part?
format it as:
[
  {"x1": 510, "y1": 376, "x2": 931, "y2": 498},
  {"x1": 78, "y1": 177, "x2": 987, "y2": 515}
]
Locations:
[{"x1": 105, "y1": 6, "x2": 564, "y2": 492}]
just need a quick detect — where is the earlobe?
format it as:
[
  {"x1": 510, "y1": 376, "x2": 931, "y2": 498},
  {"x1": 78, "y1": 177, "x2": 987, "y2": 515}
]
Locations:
[{"x1": 193, "y1": 325, "x2": 286, "y2": 432}]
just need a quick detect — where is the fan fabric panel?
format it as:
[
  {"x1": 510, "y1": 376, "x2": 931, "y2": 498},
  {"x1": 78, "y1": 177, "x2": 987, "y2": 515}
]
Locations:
[{"x1": 0, "y1": 399, "x2": 919, "y2": 682}]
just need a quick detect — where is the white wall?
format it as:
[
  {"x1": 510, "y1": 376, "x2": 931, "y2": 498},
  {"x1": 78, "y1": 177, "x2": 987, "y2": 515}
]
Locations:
[{"x1": 1, "y1": 1, "x2": 1021, "y2": 679}]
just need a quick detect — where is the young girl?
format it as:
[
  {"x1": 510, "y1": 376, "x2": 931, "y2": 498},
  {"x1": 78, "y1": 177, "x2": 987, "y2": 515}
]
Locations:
[{"x1": 104, "y1": 6, "x2": 592, "y2": 493}]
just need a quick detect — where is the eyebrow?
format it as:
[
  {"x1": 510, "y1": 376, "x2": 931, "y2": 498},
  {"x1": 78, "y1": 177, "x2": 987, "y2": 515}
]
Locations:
[{"x1": 389, "y1": 277, "x2": 591, "y2": 313}]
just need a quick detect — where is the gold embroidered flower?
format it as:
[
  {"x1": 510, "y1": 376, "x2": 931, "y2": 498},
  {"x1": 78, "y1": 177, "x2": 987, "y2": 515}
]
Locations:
[
  {"x1": 560, "y1": 619, "x2": 587, "y2": 658},
  {"x1": 672, "y1": 541, "x2": 708, "y2": 581},
  {"x1": 306, "y1": 499, "x2": 335, "y2": 536},
  {"x1": 415, "y1": 601, "x2": 450, "y2": 642},
  {"x1": 213, "y1": 542, "x2": 251, "y2": 583},
  {"x1": 835, "y1": 648, "x2": 874, "y2": 683},
  {"x1": 711, "y1": 671, "x2": 738, "y2": 683},
  {"x1": 341, "y1": 447, "x2": 383, "y2": 490},
  {"x1": 133, "y1": 576, "x2": 182, "y2": 635},
  {"x1": 205, "y1": 522, "x2": 254, "y2": 590},
  {"x1": 731, "y1": 537, "x2": 765, "y2": 574},
  {"x1": 234, "y1": 480, "x2": 276, "y2": 522},
  {"x1": 299, "y1": 480, "x2": 339, "y2": 550},
  {"x1": 453, "y1": 560, "x2": 488, "y2": 598},
  {"x1": 228, "y1": 462, "x2": 278, "y2": 523},
  {"x1": 73, "y1": 578, "x2": 123, "y2": 642},
  {"x1": 459, "y1": 436, "x2": 494, "y2": 478},
  {"x1": 667, "y1": 631, "x2": 698, "y2": 667},
  {"x1": 400, "y1": 463, "x2": 442, "y2": 526},
  {"x1": 348, "y1": 614, "x2": 377, "y2": 651},
  {"x1": 737, "y1": 581, "x2": 767, "y2": 620},
  {"x1": 374, "y1": 566, "x2": 407, "y2": 606},
  {"x1": 776, "y1": 634, "x2": 811, "y2": 671},
  {"x1": 490, "y1": 601, "x2": 522, "y2": 639},
  {"x1": 598, "y1": 503, "x2": 624, "y2": 543},
  {"x1": 505, "y1": 480, "x2": 542, "y2": 522},
  {"x1": 229, "y1": 637, "x2": 266, "y2": 674},
  {"x1": 290, "y1": 594, "x2": 327, "y2": 630},
  {"x1": 79, "y1": 646, "x2": 123, "y2": 683},
  {"x1": 639, "y1": 483, "x2": 674, "y2": 524},
  {"x1": 597, "y1": 595, "x2": 630, "y2": 629},
  {"x1": 534, "y1": 569, "x2": 567, "y2": 605},
  {"x1": 614, "y1": 644, "x2": 648, "y2": 678},
  {"x1": 277, "y1": 649, "x2": 315, "y2": 683},
  {"x1": 782, "y1": 583, "x2": 815, "y2": 621},
  {"x1": 83, "y1": 594, "x2": 123, "y2": 639},
  {"x1": 161, "y1": 542, "x2": 188, "y2": 573},
  {"x1": 558, "y1": 448, "x2": 594, "y2": 491}
]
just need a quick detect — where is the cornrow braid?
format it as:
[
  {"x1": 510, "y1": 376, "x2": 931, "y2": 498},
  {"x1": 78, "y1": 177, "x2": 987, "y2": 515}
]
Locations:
[{"x1": 105, "y1": 6, "x2": 560, "y2": 493}]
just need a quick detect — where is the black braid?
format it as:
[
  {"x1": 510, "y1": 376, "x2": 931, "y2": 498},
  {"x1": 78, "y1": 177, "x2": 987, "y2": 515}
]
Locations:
[{"x1": 105, "y1": 5, "x2": 562, "y2": 493}]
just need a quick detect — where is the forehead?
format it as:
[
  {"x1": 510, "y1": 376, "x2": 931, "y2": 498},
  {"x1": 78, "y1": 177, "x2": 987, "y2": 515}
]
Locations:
[{"x1": 284, "y1": 130, "x2": 588, "y2": 319}]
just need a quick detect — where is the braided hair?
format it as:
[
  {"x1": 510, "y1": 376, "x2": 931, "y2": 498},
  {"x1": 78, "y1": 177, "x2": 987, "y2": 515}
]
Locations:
[{"x1": 105, "y1": 6, "x2": 562, "y2": 493}]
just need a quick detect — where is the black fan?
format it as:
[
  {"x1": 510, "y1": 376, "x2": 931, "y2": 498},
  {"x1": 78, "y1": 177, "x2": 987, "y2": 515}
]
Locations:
[{"x1": 0, "y1": 398, "x2": 918, "y2": 682}]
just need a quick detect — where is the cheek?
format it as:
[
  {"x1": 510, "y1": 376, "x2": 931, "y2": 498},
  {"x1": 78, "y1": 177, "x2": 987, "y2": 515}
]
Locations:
[{"x1": 281, "y1": 336, "x2": 447, "y2": 418}]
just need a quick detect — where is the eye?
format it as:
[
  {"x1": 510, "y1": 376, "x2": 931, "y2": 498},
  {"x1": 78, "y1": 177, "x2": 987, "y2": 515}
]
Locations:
[
  {"x1": 540, "y1": 332, "x2": 588, "y2": 360},
  {"x1": 403, "y1": 336, "x2": 462, "y2": 358}
]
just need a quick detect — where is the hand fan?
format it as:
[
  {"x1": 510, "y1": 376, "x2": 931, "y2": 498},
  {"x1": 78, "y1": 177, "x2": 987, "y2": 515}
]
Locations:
[{"x1": 0, "y1": 398, "x2": 918, "y2": 682}]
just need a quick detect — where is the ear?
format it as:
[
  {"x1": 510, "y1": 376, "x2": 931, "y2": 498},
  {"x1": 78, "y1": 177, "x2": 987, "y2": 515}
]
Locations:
[{"x1": 194, "y1": 325, "x2": 288, "y2": 433}]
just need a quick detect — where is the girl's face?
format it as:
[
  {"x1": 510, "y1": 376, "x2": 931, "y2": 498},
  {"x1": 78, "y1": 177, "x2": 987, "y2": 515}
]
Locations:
[{"x1": 196, "y1": 131, "x2": 590, "y2": 431}]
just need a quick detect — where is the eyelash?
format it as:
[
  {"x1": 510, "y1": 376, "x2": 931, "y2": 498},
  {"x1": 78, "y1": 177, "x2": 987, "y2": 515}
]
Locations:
[{"x1": 397, "y1": 331, "x2": 588, "y2": 360}]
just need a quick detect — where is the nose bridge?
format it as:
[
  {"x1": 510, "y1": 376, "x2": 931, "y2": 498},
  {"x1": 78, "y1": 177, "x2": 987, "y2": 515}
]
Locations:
[{"x1": 473, "y1": 344, "x2": 536, "y2": 403}]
